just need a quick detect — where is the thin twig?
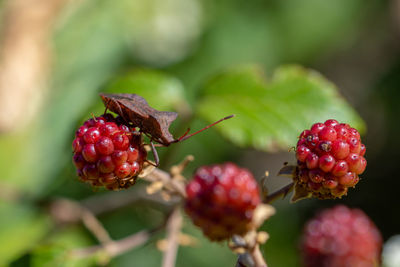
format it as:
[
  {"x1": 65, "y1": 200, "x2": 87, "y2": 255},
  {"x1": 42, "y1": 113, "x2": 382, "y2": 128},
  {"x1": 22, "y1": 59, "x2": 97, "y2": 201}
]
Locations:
[
  {"x1": 50, "y1": 199, "x2": 112, "y2": 245},
  {"x1": 81, "y1": 184, "x2": 178, "y2": 215},
  {"x1": 263, "y1": 182, "x2": 294, "y2": 203},
  {"x1": 250, "y1": 244, "x2": 267, "y2": 267},
  {"x1": 80, "y1": 207, "x2": 113, "y2": 244},
  {"x1": 162, "y1": 207, "x2": 182, "y2": 267},
  {"x1": 71, "y1": 225, "x2": 163, "y2": 259}
]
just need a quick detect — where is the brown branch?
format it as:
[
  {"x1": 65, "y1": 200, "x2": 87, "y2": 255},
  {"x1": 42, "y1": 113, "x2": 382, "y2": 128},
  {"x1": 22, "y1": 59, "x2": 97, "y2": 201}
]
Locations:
[
  {"x1": 162, "y1": 207, "x2": 182, "y2": 267},
  {"x1": 235, "y1": 242, "x2": 267, "y2": 267},
  {"x1": 71, "y1": 226, "x2": 163, "y2": 259},
  {"x1": 81, "y1": 184, "x2": 178, "y2": 216},
  {"x1": 250, "y1": 245, "x2": 267, "y2": 267},
  {"x1": 50, "y1": 199, "x2": 112, "y2": 245},
  {"x1": 263, "y1": 182, "x2": 294, "y2": 203}
]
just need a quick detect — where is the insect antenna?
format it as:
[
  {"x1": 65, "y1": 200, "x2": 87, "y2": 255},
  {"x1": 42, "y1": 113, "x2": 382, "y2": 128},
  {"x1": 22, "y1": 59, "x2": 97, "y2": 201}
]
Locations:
[{"x1": 173, "y1": 114, "x2": 235, "y2": 143}]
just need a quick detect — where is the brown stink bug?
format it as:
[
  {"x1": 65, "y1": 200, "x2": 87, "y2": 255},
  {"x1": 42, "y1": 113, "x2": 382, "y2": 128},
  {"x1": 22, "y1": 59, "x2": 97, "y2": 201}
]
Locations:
[{"x1": 99, "y1": 93, "x2": 233, "y2": 167}]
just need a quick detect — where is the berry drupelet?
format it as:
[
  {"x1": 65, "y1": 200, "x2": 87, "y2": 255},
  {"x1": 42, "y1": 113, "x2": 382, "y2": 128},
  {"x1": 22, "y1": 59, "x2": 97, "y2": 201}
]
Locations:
[
  {"x1": 295, "y1": 119, "x2": 366, "y2": 199},
  {"x1": 184, "y1": 162, "x2": 261, "y2": 241},
  {"x1": 301, "y1": 205, "x2": 382, "y2": 267},
  {"x1": 72, "y1": 114, "x2": 147, "y2": 190}
]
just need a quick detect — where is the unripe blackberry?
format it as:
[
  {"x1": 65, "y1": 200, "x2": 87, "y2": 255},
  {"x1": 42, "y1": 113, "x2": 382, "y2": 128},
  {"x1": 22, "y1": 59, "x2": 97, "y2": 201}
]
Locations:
[
  {"x1": 184, "y1": 163, "x2": 261, "y2": 241},
  {"x1": 72, "y1": 114, "x2": 147, "y2": 190},
  {"x1": 295, "y1": 120, "x2": 367, "y2": 199},
  {"x1": 301, "y1": 205, "x2": 382, "y2": 267}
]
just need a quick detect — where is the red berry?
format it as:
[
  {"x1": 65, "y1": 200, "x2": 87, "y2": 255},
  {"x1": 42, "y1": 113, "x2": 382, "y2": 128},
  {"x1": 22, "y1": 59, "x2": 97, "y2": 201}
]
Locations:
[
  {"x1": 115, "y1": 163, "x2": 131, "y2": 178},
  {"x1": 300, "y1": 130, "x2": 311, "y2": 138},
  {"x1": 296, "y1": 145, "x2": 310, "y2": 162},
  {"x1": 294, "y1": 120, "x2": 366, "y2": 199},
  {"x1": 338, "y1": 172, "x2": 358, "y2": 187},
  {"x1": 322, "y1": 178, "x2": 338, "y2": 189},
  {"x1": 310, "y1": 123, "x2": 325, "y2": 134},
  {"x1": 334, "y1": 124, "x2": 350, "y2": 139},
  {"x1": 349, "y1": 128, "x2": 361, "y2": 140},
  {"x1": 318, "y1": 126, "x2": 337, "y2": 141},
  {"x1": 95, "y1": 136, "x2": 114, "y2": 155},
  {"x1": 72, "y1": 114, "x2": 147, "y2": 190},
  {"x1": 301, "y1": 205, "x2": 382, "y2": 267},
  {"x1": 130, "y1": 161, "x2": 140, "y2": 176},
  {"x1": 111, "y1": 150, "x2": 128, "y2": 165},
  {"x1": 100, "y1": 173, "x2": 117, "y2": 185},
  {"x1": 99, "y1": 122, "x2": 119, "y2": 137},
  {"x1": 348, "y1": 137, "x2": 361, "y2": 154},
  {"x1": 83, "y1": 127, "x2": 100, "y2": 144},
  {"x1": 332, "y1": 160, "x2": 348, "y2": 177},
  {"x1": 309, "y1": 169, "x2": 324, "y2": 183},
  {"x1": 357, "y1": 157, "x2": 367, "y2": 175},
  {"x1": 82, "y1": 144, "x2": 97, "y2": 163},
  {"x1": 305, "y1": 134, "x2": 319, "y2": 147},
  {"x1": 324, "y1": 119, "x2": 339, "y2": 127},
  {"x1": 346, "y1": 153, "x2": 361, "y2": 172},
  {"x1": 72, "y1": 138, "x2": 83, "y2": 153},
  {"x1": 76, "y1": 126, "x2": 88, "y2": 137},
  {"x1": 360, "y1": 144, "x2": 366, "y2": 156},
  {"x1": 184, "y1": 162, "x2": 260, "y2": 241},
  {"x1": 112, "y1": 133, "x2": 129, "y2": 150},
  {"x1": 318, "y1": 154, "x2": 335, "y2": 172},
  {"x1": 306, "y1": 153, "x2": 319, "y2": 169},
  {"x1": 315, "y1": 140, "x2": 331, "y2": 155},
  {"x1": 97, "y1": 156, "x2": 115, "y2": 173},
  {"x1": 73, "y1": 154, "x2": 86, "y2": 169},
  {"x1": 127, "y1": 146, "x2": 139, "y2": 163},
  {"x1": 83, "y1": 164, "x2": 99, "y2": 179}
]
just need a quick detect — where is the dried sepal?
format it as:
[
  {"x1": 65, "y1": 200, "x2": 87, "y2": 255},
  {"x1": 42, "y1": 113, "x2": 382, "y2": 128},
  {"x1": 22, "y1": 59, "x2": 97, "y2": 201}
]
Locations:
[
  {"x1": 157, "y1": 233, "x2": 198, "y2": 251},
  {"x1": 291, "y1": 183, "x2": 312, "y2": 203},
  {"x1": 146, "y1": 181, "x2": 163, "y2": 195},
  {"x1": 252, "y1": 204, "x2": 275, "y2": 229},
  {"x1": 278, "y1": 164, "x2": 296, "y2": 177}
]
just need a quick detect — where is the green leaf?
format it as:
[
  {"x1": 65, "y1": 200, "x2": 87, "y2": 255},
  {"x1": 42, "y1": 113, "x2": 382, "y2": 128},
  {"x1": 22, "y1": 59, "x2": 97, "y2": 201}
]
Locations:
[
  {"x1": 31, "y1": 227, "x2": 97, "y2": 267},
  {"x1": 197, "y1": 64, "x2": 366, "y2": 151},
  {"x1": 104, "y1": 69, "x2": 187, "y2": 112},
  {"x1": 0, "y1": 201, "x2": 51, "y2": 265}
]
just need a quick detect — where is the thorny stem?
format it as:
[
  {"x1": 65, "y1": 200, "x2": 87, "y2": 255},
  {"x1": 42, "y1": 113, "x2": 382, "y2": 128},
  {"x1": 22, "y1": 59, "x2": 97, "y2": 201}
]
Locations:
[
  {"x1": 162, "y1": 207, "x2": 183, "y2": 267},
  {"x1": 263, "y1": 182, "x2": 294, "y2": 203}
]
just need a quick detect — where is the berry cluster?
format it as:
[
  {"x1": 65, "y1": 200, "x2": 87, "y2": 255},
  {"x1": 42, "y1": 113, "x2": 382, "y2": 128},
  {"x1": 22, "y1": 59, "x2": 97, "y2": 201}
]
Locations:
[
  {"x1": 72, "y1": 114, "x2": 147, "y2": 190},
  {"x1": 184, "y1": 163, "x2": 261, "y2": 241},
  {"x1": 301, "y1": 205, "x2": 382, "y2": 267},
  {"x1": 295, "y1": 119, "x2": 366, "y2": 199}
]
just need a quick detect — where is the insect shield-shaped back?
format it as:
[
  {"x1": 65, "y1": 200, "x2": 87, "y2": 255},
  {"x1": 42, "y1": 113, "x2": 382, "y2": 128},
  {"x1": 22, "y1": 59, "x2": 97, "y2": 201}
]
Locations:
[{"x1": 100, "y1": 93, "x2": 178, "y2": 145}]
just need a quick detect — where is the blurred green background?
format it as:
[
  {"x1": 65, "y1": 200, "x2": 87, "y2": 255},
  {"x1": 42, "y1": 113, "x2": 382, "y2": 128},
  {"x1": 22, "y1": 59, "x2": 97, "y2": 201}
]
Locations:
[{"x1": 0, "y1": 0, "x2": 398, "y2": 266}]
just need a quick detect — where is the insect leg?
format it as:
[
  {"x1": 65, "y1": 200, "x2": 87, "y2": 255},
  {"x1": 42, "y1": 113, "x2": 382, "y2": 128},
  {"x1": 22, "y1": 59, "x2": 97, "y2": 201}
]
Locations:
[{"x1": 150, "y1": 141, "x2": 160, "y2": 167}]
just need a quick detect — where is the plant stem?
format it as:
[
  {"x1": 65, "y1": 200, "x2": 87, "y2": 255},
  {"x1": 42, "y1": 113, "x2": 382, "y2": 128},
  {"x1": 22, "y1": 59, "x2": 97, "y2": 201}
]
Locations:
[{"x1": 162, "y1": 207, "x2": 183, "y2": 267}]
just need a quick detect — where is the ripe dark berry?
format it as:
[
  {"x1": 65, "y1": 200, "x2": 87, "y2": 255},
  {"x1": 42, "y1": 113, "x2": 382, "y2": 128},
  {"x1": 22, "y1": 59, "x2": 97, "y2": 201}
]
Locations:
[
  {"x1": 72, "y1": 114, "x2": 147, "y2": 190},
  {"x1": 95, "y1": 136, "x2": 114, "y2": 155},
  {"x1": 301, "y1": 205, "x2": 382, "y2": 267},
  {"x1": 184, "y1": 163, "x2": 260, "y2": 241},
  {"x1": 296, "y1": 146, "x2": 310, "y2": 162},
  {"x1": 294, "y1": 120, "x2": 367, "y2": 199},
  {"x1": 83, "y1": 127, "x2": 101, "y2": 144}
]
